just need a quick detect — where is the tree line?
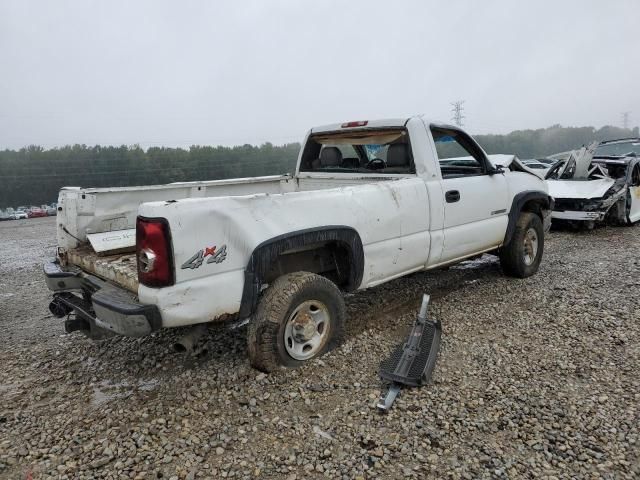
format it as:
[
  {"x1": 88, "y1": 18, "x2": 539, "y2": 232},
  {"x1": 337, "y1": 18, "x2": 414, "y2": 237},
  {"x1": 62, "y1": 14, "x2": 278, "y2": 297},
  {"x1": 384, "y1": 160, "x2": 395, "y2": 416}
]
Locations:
[
  {"x1": 0, "y1": 143, "x2": 300, "y2": 208},
  {"x1": 1, "y1": 124, "x2": 638, "y2": 208}
]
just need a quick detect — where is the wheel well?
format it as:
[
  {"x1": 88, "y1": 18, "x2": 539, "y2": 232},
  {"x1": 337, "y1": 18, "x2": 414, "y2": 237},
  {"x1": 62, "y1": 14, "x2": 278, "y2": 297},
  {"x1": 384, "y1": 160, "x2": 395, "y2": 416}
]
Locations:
[
  {"x1": 521, "y1": 199, "x2": 544, "y2": 220},
  {"x1": 264, "y1": 241, "x2": 353, "y2": 289},
  {"x1": 503, "y1": 191, "x2": 551, "y2": 246},
  {"x1": 239, "y1": 226, "x2": 364, "y2": 319}
]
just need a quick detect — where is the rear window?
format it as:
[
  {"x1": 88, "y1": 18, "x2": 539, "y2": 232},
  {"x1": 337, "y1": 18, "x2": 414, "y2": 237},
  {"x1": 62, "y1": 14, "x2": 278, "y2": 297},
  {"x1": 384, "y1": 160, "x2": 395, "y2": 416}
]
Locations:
[{"x1": 299, "y1": 128, "x2": 415, "y2": 174}]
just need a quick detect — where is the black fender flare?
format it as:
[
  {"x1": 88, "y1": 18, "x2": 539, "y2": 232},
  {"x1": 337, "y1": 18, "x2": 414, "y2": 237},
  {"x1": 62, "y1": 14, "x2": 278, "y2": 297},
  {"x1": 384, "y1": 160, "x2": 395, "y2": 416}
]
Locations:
[
  {"x1": 503, "y1": 190, "x2": 553, "y2": 245},
  {"x1": 238, "y1": 226, "x2": 364, "y2": 319}
]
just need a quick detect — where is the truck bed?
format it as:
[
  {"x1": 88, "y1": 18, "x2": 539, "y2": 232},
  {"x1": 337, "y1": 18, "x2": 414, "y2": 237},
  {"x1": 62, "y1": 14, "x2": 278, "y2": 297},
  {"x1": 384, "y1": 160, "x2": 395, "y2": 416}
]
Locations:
[
  {"x1": 57, "y1": 174, "x2": 397, "y2": 293},
  {"x1": 68, "y1": 246, "x2": 138, "y2": 292},
  {"x1": 57, "y1": 175, "x2": 295, "y2": 292}
]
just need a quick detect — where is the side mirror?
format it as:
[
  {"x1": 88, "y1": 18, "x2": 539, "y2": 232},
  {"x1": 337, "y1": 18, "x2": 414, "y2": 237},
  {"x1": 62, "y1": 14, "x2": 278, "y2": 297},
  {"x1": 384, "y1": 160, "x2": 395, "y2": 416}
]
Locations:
[{"x1": 487, "y1": 165, "x2": 505, "y2": 175}]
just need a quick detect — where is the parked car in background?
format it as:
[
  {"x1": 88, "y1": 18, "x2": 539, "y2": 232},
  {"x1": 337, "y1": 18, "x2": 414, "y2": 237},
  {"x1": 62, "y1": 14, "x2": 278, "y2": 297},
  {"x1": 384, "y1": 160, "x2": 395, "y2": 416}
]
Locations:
[
  {"x1": 27, "y1": 207, "x2": 48, "y2": 218},
  {"x1": 12, "y1": 210, "x2": 28, "y2": 220},
  {"x1": 46, "y1": 205, "x2": 57, "y2": 216},
  {"x1": 0, "y1": 209, "x2": 12, "y2": 221}
]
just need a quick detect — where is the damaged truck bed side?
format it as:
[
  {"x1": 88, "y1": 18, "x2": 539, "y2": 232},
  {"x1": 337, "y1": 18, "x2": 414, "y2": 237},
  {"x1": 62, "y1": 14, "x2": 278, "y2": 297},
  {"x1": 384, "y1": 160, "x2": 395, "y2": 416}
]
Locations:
[
  {"x1": 546, "y1": 138, "x2": 640, "y2": 228},
  {"x1": 44, "y1": 117, "x2": 552, "y2": 371}
]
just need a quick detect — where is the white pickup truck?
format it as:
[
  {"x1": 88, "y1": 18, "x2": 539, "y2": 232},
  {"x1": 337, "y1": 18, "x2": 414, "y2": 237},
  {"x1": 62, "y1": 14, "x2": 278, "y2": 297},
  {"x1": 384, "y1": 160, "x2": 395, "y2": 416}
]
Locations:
[{"x1": 44, "y1": 117, "x2": 552, "y2": 371}]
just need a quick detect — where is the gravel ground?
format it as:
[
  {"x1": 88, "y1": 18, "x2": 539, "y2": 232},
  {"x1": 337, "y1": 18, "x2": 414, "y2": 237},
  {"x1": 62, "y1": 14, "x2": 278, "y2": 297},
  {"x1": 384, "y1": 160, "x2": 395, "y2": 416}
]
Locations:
[{"x1": 0, "y1": 216, "x2": 638, "y2": 479}]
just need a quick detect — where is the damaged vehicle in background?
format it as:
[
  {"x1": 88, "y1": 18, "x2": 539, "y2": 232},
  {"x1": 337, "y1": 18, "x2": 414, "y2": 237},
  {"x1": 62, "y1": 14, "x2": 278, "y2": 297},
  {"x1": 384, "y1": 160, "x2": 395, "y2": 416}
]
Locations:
[
  {"x1": 521, "y1": 159, "x2": 551, "y2": 175},
  {"x1": 545, "y1": 138, "x2": 640, "y2": 229}
]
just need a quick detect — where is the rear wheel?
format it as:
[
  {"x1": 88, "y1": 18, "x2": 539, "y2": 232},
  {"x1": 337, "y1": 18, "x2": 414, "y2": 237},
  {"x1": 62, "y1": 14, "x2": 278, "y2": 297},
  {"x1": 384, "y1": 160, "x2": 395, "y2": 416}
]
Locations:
[
  {"x1": 500, "y1": 212, "x2": 544, "y2": 278},
  {"x1": 247, "y1": 272, "x2": 345, "y2": 372}
]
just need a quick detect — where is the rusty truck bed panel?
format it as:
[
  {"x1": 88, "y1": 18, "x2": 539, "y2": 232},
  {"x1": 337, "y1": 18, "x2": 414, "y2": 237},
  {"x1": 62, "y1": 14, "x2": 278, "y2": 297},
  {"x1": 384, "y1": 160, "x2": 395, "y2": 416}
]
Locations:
[{"x1": 68, "y1": 247, "x2": 138, "y2": 292}]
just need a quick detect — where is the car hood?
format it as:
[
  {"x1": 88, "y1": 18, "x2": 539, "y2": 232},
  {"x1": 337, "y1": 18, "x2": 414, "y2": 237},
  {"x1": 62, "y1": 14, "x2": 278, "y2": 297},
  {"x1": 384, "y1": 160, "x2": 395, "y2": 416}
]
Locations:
[
  {"x1": 546, "y1": 178, "x2": 615, "y2": 199},
  {"x1": 487, "y1": 154, "x2": 517, "y2": 168},
  {"x1": 487, "y1": 154, "x2": 545, "y2": 178}
]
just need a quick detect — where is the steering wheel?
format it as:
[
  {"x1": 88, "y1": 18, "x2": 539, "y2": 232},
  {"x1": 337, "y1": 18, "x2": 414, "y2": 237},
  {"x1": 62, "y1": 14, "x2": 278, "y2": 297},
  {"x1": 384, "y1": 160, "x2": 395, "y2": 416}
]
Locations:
[
  {"x1": 365, "y1": 158, "x2": 386, "y2": 170},
  {"x1": 544, "y1": 161, "x2": 563, "y2": 180}
]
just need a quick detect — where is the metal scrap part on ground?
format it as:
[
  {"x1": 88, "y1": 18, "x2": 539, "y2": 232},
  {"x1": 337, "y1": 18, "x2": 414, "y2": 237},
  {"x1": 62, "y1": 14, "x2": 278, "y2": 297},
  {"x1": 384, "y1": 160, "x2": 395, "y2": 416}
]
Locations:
[{"x1": 1, "y1": 216, "x2": 638, "y2": 479}]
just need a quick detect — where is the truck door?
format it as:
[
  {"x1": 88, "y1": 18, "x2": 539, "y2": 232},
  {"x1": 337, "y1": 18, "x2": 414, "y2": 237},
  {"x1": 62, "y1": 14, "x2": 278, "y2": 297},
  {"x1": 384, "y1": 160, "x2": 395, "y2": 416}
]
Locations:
[
  {"x1": 430, "y1": 126, "x2": 509, "y2": 263},
  {"x1": 628, "y1": 163, "x2": 640, "y2": 223}
]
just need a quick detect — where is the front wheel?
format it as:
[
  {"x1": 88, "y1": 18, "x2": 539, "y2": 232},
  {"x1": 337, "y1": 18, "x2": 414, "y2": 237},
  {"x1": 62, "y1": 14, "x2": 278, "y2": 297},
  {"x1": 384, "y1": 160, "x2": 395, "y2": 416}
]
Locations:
[
  {"x1": 247, "y1": 272, "x2": 346, "y2": 372},
  {"x1": 499, "y1": 212, "x2": 544, "y2": 278}
]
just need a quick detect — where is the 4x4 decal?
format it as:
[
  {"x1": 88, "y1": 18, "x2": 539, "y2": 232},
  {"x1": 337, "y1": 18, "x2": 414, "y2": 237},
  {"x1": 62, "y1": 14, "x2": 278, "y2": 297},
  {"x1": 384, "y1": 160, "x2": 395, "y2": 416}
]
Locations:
[{"x1": 181, "y1": 244, "x2": 228, "y2": 270}]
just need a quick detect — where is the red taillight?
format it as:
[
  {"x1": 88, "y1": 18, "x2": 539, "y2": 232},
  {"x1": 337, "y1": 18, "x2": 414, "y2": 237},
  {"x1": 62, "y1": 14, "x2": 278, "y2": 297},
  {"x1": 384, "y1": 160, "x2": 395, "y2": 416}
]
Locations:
[
  {"x1": 341, "y1": 120, "x2": 368, "y2": 128},
  {"x1": 136, "y1": 217, "x2": 174, "y2": 287}
]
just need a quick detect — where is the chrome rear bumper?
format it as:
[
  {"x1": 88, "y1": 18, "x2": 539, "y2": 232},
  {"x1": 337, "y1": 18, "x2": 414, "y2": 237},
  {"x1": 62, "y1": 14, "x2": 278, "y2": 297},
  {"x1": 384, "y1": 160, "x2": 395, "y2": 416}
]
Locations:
[{"x1": 44, "y1": 258, "x2": 161, "y2": 337}]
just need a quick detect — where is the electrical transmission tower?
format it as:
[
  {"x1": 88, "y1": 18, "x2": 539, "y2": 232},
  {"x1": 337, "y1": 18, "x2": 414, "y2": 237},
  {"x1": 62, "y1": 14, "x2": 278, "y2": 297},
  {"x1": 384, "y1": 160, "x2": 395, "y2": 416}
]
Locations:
[
  {"x1": 451, "y1": 100, "x2": 465, "y2": 127},
  {"x1": 622, "y1": 111, "x2": 631, "y2": 129}
]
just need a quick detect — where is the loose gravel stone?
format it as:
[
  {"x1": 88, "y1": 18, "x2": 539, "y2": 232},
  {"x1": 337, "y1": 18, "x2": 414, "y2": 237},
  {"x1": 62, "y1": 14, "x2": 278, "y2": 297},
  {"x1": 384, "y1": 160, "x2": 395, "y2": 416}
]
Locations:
[{"x1": 0, "y1": 217, "x2": 638, "y2": 479}]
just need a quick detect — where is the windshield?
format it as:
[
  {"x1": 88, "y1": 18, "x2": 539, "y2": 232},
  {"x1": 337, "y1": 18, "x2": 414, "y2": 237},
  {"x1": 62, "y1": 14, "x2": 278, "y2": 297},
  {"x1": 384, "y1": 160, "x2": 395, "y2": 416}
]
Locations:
[
  {"x1": 595, "y1": 140, "x2": 640, "y2": 157},
  {"x1": 299, "y1": 128, "x2": 415, "y2": 174}
]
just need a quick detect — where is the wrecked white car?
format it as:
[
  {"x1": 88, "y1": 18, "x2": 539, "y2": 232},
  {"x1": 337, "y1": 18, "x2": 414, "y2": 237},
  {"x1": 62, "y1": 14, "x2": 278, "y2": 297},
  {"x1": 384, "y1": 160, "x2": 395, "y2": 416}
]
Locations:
[{"x1": 545, "y1": 138, "x2": 640, "y2": 228}]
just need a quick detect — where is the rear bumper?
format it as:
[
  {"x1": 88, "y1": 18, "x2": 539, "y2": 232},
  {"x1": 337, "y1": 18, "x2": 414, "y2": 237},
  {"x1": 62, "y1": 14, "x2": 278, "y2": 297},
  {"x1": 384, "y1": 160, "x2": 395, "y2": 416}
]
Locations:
[{"x1": 44, "y1": 258, "x2": 161, "y2": 337}]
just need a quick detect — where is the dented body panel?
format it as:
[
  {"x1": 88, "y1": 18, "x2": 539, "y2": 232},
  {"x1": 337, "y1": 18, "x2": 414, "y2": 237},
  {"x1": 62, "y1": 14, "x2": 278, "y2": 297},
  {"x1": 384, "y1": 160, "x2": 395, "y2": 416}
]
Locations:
[
  {"x1": 47, "y1": 117, "x2": 550, "y2": 334},
  {"x1": 56, "y1": 175, "x2": 292, "y2": 251},
  {"x1": 547, "y1": 178, "x2": 615, "y2": 199},
  {"x1": 138, "y1": 178, "x2": 431, "y2": 325}
]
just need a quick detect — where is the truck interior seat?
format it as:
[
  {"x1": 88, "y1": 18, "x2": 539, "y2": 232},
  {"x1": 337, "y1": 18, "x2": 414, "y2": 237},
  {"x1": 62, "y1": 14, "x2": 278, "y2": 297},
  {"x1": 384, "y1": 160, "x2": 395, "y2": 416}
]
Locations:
[
  {"x1": 319, "y1": 147, "x2": 343, "y2": 167},
  {"x1": 386, "y1": 143, "x2": 410, "y2": 167}
]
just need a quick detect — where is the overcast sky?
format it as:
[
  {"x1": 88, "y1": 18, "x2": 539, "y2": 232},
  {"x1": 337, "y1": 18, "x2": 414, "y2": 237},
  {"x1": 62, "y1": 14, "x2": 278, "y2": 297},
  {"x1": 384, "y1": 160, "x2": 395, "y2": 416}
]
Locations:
[{"x1": 1, "y1": 0, "x2": 638, "y2": 149}]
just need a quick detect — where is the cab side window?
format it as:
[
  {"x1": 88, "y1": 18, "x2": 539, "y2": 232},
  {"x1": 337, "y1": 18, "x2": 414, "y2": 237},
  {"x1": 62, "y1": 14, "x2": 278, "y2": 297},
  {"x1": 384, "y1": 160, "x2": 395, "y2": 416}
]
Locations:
[{"x1": 431, "y1": 127, "x2": 488, "y2": 178}]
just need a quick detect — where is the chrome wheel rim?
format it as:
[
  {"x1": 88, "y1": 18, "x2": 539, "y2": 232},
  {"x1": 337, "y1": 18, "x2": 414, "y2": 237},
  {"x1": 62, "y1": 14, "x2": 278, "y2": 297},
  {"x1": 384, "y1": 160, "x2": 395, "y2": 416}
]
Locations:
[
  {"x1": 284, "y1": 300, "x2": 330, "y2": 361},
  {"x1": 523, "y1": 228, "x2": 539, "y2": 266}
]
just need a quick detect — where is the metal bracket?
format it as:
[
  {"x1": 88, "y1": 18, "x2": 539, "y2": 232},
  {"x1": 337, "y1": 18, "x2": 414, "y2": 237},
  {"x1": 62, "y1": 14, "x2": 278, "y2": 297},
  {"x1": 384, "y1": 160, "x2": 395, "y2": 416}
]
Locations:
[{"x1": 377, "y1": 383, "x2": 401, "y2": 411}]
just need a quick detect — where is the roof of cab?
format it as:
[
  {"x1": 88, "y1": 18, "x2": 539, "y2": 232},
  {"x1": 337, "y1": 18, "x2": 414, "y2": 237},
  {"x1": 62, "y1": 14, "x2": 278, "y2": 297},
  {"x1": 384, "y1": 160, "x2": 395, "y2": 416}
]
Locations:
[
  {"x1": 310, "y1": 116, "x2": 460, "y2": 134},
  {"x1": 311, "y1": 118, "x2": 410, "y2": 133}
]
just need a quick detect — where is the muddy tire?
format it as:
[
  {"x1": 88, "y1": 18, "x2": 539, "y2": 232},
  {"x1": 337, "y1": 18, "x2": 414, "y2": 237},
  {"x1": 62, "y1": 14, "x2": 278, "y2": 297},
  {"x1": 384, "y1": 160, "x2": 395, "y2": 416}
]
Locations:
[
  {"x1": 247, "y1": 272, "x2": 346, "y2": 372},
  {"x1": 500, "y1": 212, "x2": 544, "y2": 278}
]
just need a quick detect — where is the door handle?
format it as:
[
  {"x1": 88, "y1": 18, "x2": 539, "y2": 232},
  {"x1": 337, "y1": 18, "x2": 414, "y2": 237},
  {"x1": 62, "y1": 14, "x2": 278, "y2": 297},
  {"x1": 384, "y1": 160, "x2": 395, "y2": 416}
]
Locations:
[{"x1": 445, "y1": 190, "x2": 460, "y2": 203}]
